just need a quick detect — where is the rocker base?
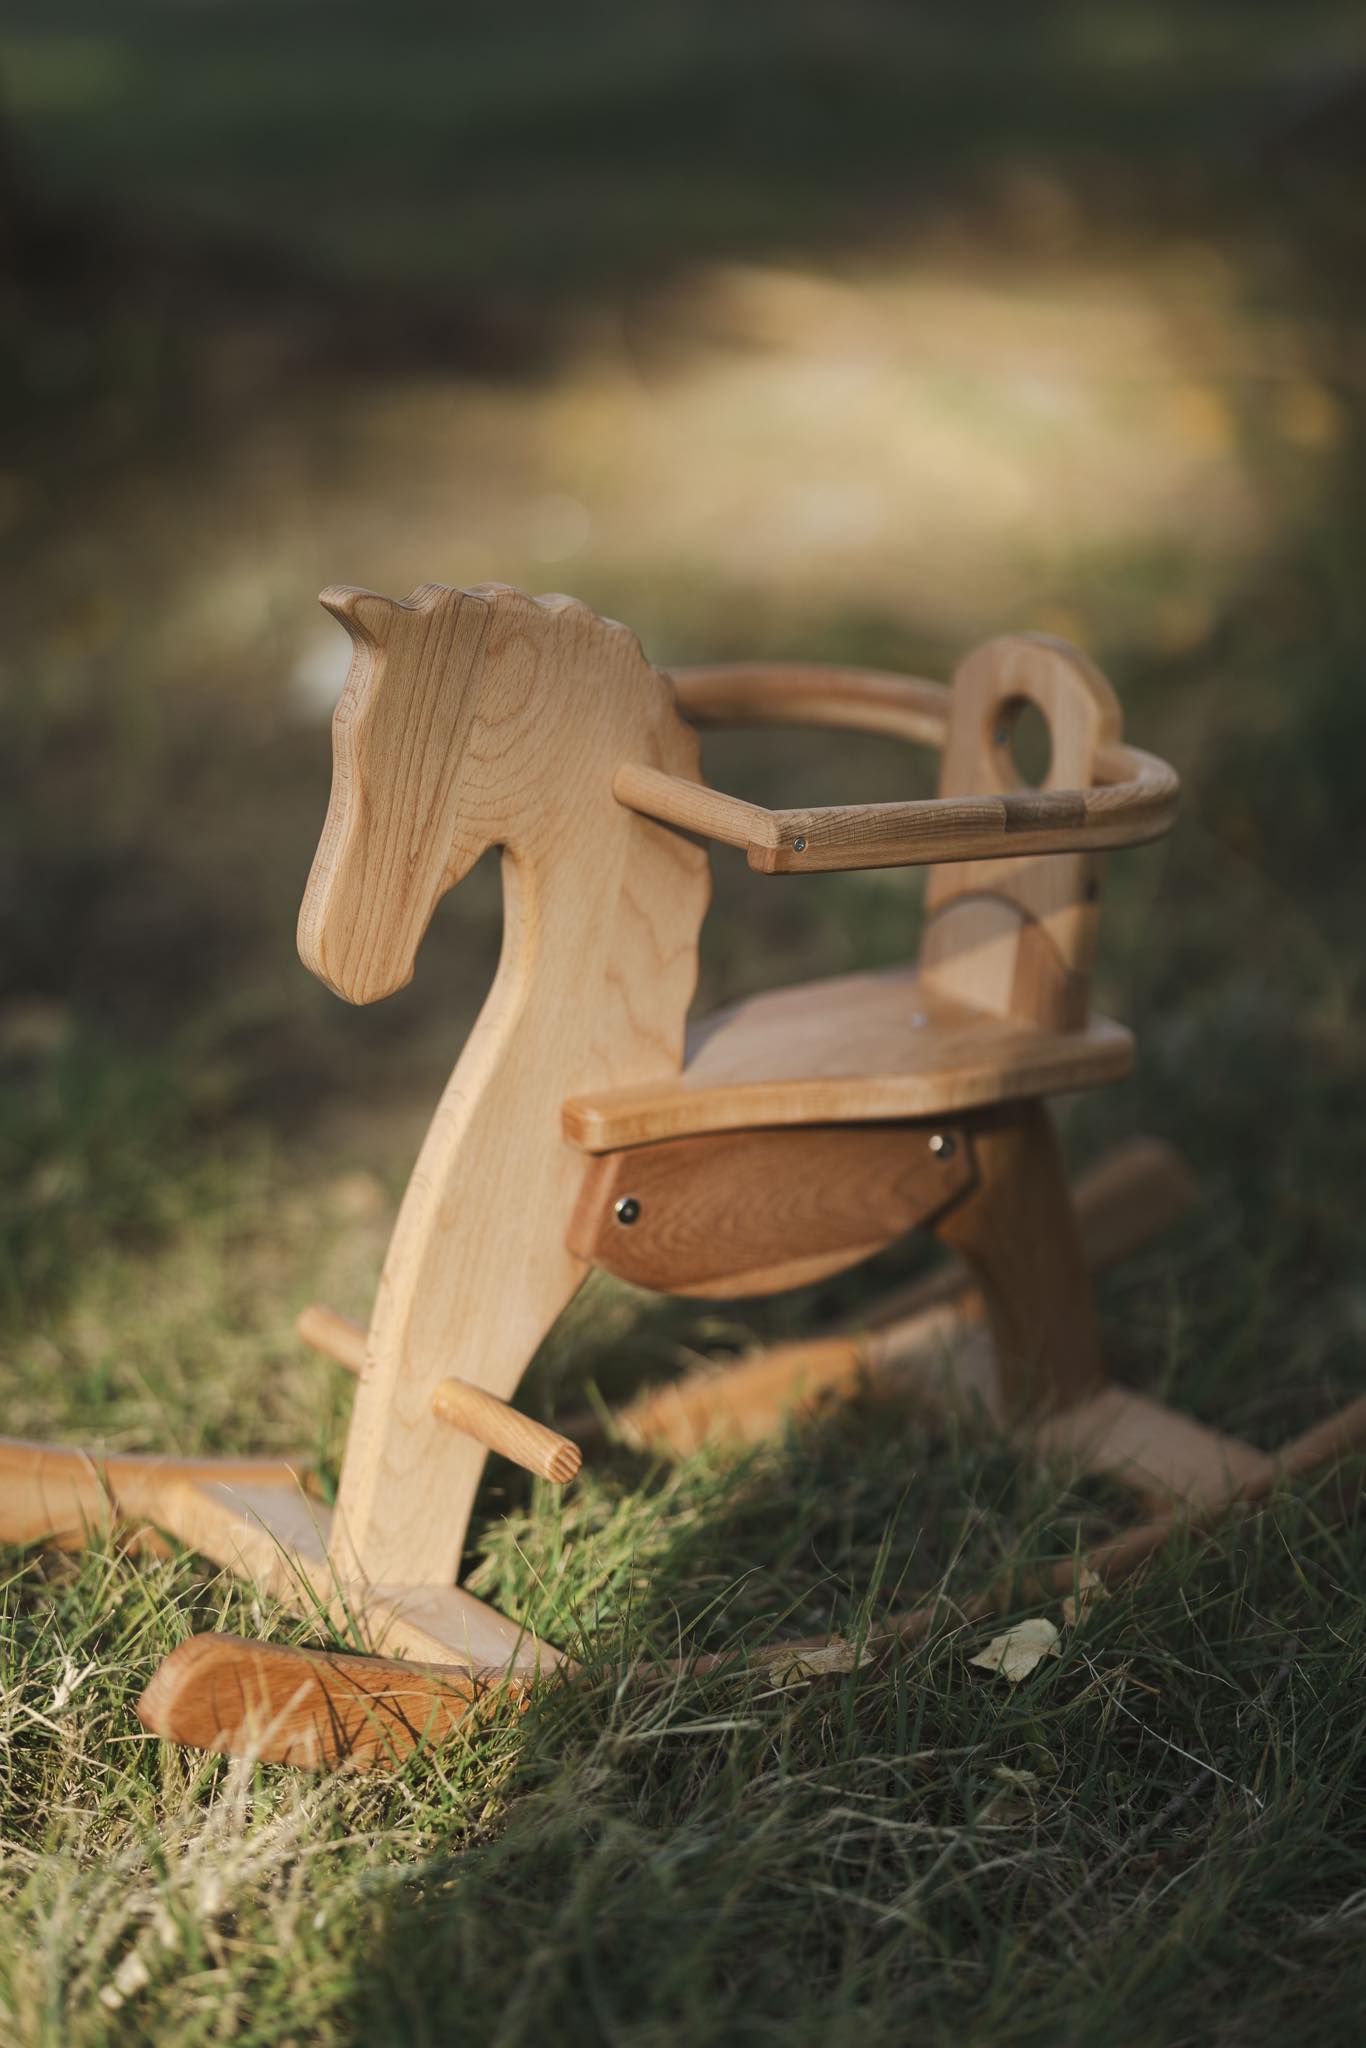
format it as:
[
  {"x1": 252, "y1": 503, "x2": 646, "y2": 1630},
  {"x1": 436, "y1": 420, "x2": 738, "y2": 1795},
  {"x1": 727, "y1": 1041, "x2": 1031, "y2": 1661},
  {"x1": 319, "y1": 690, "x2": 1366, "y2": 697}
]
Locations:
[
  {"x1": 134, "y1": 1377, "x2": 1366, "y2": 1771},
  {"x1": 136, "y1": 1633, "x2": 530, "y2": 1770},
  {"x1": 0, "y1": 1440, "x2": 567, "y2": 1768},
  {"x1": 8, "y1": 1138, "x2": 1365, "y2": 1772}
]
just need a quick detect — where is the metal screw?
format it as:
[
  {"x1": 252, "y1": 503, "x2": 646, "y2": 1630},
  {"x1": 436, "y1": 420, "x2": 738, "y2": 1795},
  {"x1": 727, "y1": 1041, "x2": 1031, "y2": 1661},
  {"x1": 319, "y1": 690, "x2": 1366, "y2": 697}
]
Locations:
[
  {"x1": 928, "y1": 1132, "x2": 956, "y2": 1159},
  {"x1": 993, "y1": 722, "x2": 1011, "y2": 748},
  {"x1": 909, "y1": 1010, "x2": 928, "y2": 1029},
  {"x1": 792, "y1": 835, "x2": 807, "y2": 853},
  {"x1": 614, "y1": 1195, "x2": 641, "y2": 1226}
]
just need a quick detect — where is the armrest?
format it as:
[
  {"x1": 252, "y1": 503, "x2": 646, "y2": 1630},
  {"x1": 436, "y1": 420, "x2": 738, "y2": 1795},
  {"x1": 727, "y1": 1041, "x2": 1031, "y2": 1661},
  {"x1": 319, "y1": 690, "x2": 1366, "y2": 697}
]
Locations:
[
  {"x1": 616, "y1": 663, "x2": 1178, "y2": 874},
  {"x1": 670, "y1": 662, "x2": 949, "y2": 747}
]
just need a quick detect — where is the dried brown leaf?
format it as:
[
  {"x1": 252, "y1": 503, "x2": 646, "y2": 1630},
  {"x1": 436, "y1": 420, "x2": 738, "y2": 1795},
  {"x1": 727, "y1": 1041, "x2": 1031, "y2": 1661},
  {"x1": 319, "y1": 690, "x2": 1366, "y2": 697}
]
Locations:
[{"x1": 968, "y1": 1617, "x2": 1061, "y2": 1683}]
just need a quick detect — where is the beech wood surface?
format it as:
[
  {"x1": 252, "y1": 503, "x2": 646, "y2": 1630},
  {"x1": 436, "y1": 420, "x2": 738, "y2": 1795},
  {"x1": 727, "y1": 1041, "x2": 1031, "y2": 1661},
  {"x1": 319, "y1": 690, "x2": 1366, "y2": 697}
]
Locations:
[
  {"x1": 297, "y1": 585, "x2": 711, "y2": 1588},
  {"x1": 861, "y1": 1135, "x2": 1197, "y2": 1331},
  {"x1": 0, "y1": 1438, "x2": 306, "y2": 1552},
  {"x1": 147, "y1": 1470, "x2": 566, "y2": 1673},
  {"x1": 931, "y1": 1102, "x2": 1106, "y2": 1417},
  {"x1": 294, "y1": 1306, "x2": 580, "y2": 1482},
  {"x1": 137, "y1": 1634, "x2": 523, "y2": 1770},
  {"x1": 617, "y1": 646, "x2": 1177, "y2": 880},
  {"x1": 567, "y1": 1120, "x2": 973, "y2": 1297},
  {"x1": 296, "y1": 1301, "x2": 366, "y2": 1373},
  {"x1": 134, "y1": 1387, "x2": 1366, "y2": 1770},
  {"x1": 430, "y1": 1378, "x2": 581, "y2": 1484},
  {"x1": 614, "y1": 748, "x2": 1177, "y2": 877},
  {"x1": 921, "y1": 635, "x2": 1122, "y2": 1030},
  {"x1": 563, "y1": 968, "x2": 1132, "y2": 1152},
  {"x1": 756, "y1": 1391, "x2": 1366, "y2": 1671},
  {"x1": 670, "y1": 661, "x2": 949, "y2": 747},
  {"x1": 1031, "y1": 1387, "x2": 1273, "y2": 1510}
]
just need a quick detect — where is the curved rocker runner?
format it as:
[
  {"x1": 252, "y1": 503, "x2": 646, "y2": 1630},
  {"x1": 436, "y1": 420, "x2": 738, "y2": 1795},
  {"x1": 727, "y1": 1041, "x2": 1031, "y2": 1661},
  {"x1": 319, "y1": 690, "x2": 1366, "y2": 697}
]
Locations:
[{"x1": 6, "y1": 584, "x2": 1364, "y2": 1768}]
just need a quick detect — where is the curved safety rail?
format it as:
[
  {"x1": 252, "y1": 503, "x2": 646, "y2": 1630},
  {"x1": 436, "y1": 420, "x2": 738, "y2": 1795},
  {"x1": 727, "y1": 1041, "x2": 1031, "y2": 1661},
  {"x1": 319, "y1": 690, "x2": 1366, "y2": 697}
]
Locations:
[{"x1": 613, "y1": 662, "x2": 1180, "y2": 874}]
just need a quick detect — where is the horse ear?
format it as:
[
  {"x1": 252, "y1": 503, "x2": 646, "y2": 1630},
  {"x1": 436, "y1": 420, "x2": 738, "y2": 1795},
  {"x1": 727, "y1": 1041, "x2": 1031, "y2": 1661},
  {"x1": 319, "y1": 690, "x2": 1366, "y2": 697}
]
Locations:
[{"x1": 319, "y1": 585, "x2": 397, "y2": 646}]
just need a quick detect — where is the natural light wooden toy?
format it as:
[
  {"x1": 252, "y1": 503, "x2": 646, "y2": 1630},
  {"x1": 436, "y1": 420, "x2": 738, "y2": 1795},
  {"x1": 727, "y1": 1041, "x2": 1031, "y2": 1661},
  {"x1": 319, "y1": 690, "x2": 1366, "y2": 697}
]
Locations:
[{"x1": 8, "y1": 583, "x2": 1366, "y2": 1768}]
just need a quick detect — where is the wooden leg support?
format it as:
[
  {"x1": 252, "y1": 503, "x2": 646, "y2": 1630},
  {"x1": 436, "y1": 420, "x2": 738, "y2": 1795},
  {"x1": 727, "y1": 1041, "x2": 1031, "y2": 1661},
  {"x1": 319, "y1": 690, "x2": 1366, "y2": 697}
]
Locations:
[{"x1": 931, "y1": 1101, "x2": 1105, "y2": 1417}]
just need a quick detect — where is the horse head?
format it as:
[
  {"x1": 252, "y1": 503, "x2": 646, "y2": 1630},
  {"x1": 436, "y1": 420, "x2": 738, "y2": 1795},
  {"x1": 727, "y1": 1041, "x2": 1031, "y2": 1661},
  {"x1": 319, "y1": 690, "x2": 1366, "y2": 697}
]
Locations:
[{"x1": 297, "y1": 581, "x2": 702, "y2": 1005}]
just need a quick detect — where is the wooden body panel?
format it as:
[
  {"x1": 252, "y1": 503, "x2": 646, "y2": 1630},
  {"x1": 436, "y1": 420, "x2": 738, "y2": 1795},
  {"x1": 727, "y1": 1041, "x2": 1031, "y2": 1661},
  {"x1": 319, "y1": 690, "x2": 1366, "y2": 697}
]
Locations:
[
  {"x1": 567, "y1": 1121, "x2": 973, "y2": 1297},
  {"x1": 563, "y1": 968, "x2": 1131, "y2": 1152},
  {"x1": 298, "y1": 587, "x2": 712, "y2": 1588}
]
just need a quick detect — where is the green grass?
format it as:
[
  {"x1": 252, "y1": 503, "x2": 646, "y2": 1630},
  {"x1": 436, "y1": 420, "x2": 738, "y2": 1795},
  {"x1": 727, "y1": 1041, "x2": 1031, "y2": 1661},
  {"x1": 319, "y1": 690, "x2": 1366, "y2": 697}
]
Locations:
[
  {"x1": 3, "y1": 534, "x2": 1364, "y2": 2044},
  {"x1": 5, "y1": 1469, "x2": 1366, "y2": 2044},
  {"x1": 3, "y1": 3, "x2": 1366, "y2": 2040}
]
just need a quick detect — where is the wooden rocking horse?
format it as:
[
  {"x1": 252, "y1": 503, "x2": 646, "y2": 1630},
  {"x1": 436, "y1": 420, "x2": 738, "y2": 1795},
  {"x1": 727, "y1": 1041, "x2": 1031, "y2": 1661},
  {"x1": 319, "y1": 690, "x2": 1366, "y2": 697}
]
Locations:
[{"x1": 6, "y1": 583, "x2": 1365, "y2": 1769}]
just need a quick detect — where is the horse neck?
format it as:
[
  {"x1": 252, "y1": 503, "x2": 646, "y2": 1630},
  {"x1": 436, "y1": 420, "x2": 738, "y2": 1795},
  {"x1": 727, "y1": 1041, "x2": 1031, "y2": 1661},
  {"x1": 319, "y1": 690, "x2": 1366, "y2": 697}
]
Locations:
[{"x1": 332, "y1": 764, "x2": 711, "y2": 1588}]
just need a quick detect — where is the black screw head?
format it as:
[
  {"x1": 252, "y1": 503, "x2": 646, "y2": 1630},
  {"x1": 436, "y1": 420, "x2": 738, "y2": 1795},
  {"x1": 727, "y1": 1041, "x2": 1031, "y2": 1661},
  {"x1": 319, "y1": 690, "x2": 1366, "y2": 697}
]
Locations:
[{"x1": 614, "y1": 1195, "x2": 641, "y2": 1226}]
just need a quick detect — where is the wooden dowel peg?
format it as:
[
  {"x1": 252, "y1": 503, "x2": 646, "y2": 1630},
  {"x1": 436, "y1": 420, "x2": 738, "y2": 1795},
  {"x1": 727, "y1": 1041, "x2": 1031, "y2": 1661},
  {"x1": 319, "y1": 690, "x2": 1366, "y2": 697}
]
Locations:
[
  {"x1": 298, "y1": 1304, "x2": 582, "y2": 1484},
  {"x1": 297, "y1": 1302, "x2": 367, "y2": 1375},
  {"x1": 431, "y1": 1378, "x2": 582, "y2": 1486}
]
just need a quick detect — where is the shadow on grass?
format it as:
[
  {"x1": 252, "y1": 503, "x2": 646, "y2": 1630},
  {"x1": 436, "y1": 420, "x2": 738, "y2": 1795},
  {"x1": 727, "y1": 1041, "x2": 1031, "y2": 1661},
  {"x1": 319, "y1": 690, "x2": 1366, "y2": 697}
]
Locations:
[{"x1": 327, "y1": 1447, "x2": 1366, "y2": 2047}]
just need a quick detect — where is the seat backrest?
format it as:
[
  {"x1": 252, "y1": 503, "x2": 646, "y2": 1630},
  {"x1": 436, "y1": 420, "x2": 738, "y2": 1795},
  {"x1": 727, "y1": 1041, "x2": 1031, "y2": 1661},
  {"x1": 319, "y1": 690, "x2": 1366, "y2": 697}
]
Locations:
[{"x1": 919, "y1": 634, "x2": 1122, "y2": 1032}]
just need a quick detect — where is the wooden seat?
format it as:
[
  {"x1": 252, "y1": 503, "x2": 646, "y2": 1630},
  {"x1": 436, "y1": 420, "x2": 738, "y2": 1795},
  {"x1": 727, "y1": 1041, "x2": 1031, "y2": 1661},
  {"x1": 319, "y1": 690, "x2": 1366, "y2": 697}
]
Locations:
[{"x1": 562, "y1": 966, "x2": 1132, "y2": 1152}]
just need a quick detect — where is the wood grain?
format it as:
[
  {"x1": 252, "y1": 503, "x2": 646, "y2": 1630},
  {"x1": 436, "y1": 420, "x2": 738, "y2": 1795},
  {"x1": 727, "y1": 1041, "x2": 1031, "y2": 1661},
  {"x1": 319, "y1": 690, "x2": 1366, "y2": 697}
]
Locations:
[
  {"x1": 932, "y1": 1102, "x2": 1105, "y2": 1417},
  {"x1": 617, "y1": 649, "x2": 1177, "y2": 880},
  {"x1": 922, "y1": 634, "x2": 1124, "y2": 1029},
  {"x1": 134, "y1": 1383, "x2": 1366, "y2": 1769},
  {"x1": 295, "y1": 1305, "x2": 580, "y2": 1482},
  {"x1": 298, "y1": 585, "x2": 711, "y2": 1588},
  {"x1": 430, "y1": 1378, "x2": 581, "y2": 1484},
  {"x1": 296, "y1": 1301, "x2": 366, "y2": 1374},
  {"x1": 615, "y1": 747, "x2": 1178, "y2": 877},
  {"x1": 563, "y1": 968, "x2": 1132, "y2": 1152},
  {"x1": 612, "y1": 762, "x2": 776, "y2": 855},
  {"x1": 670, "y1": 661, "x2": 950, "y2": 747},
  {"x1": 861, "y1": 1135, "x2": 1197, "y2": 1333},
  {"x1": 137, "y1": 1634, "x2": 522, "y2": 1770},
  {"x1": 618, "y1": 643, "x2": 1179, "y2": 884},
  {"x1": 567, "y1": 1121, "x2": 973, "y2": 1297},
  {"x1": 152, "y1": 1470, "x2": 566, "y2": 1672}
]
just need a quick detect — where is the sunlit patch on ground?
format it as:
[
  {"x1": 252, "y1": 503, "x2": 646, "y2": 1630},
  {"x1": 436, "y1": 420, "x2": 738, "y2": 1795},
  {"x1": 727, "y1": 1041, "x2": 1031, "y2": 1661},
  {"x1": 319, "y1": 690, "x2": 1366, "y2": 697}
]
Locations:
[{"x1": 18, "y1": 240, "x2": 1348, "y2": 729}]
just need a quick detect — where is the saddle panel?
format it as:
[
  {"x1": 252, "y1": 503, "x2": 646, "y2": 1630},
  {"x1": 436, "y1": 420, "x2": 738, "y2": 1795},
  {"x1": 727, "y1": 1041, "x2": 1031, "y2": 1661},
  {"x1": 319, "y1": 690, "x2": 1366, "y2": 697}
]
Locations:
[
  {"x1": 566, "y1": 1117, "x2": 976, "y2": 1297},
  {"x1": 561, "y1": 965, "x2": 1132, "y2": 1152}
]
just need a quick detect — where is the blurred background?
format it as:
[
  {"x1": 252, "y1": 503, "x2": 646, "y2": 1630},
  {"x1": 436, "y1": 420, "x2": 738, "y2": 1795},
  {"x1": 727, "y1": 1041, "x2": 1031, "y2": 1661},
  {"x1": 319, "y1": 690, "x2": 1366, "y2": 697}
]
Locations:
[{"x1": 2, "y1": 1, "x2": 1363, "y2": 1480}]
